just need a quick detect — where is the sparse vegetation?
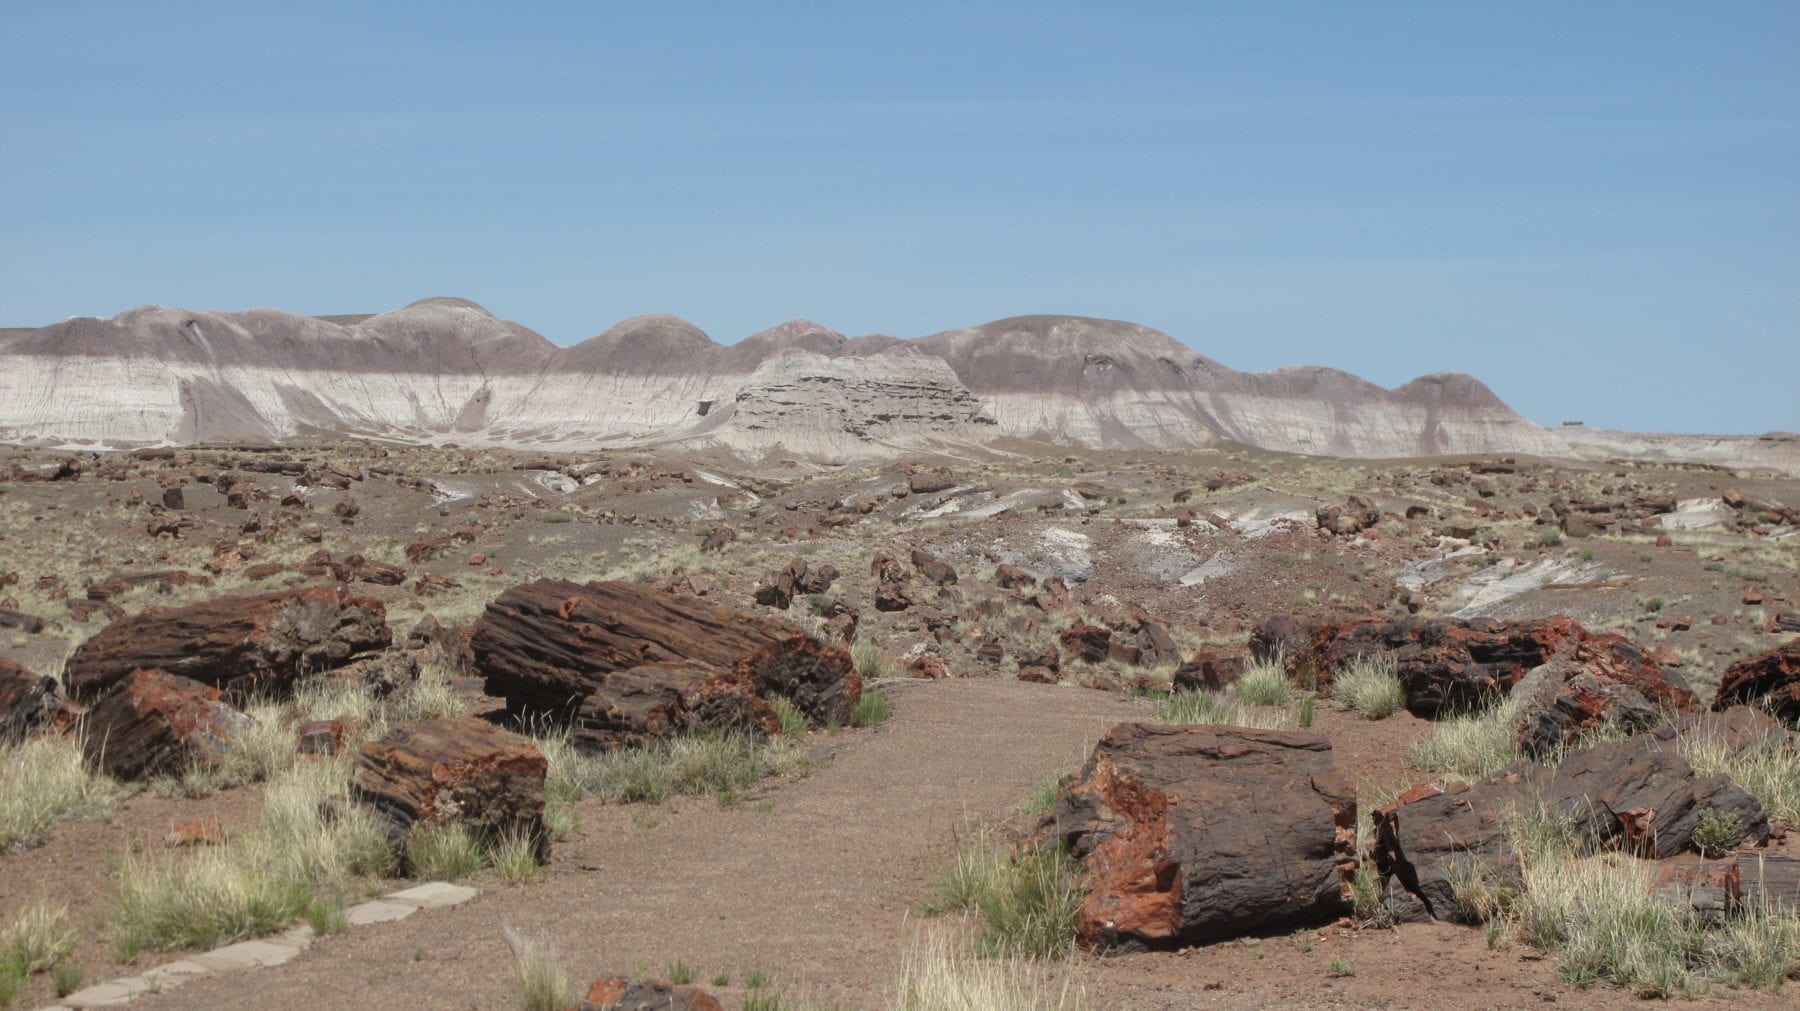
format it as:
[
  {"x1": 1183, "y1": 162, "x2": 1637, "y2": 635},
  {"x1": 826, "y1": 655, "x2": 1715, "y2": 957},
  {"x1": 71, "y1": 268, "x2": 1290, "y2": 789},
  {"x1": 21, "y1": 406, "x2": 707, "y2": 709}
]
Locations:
[
  {"x1": 1, "y1": 900, "x2": 77, "y2": 976},
  {"x1": 407, "y1": 821, "x2": 490, "y2": 882},
  {"x1": 503, "y1": 927, "x2": 579, "y2": 1011},
  {"x1": 1691, "y1": 808, "x2": 1743, "y2": 858},
  {"x1": 850, "y1": 639, "x2": 896, "y2": 680},
  {"x1": 920, "y1": 836, "x2": 1083, "y2": 958},
  {"x1": 112, "y1": 757, "x2": 396, "y2": 958},
  {"x1": 893, "y1": 931, "x2": 1088, "y2": 1010},
  {"x1": 537, "y1": 727, "x2": 810, "y2": 809},
  {"x1": 0, "y1": 731, "x2": 121, "y2": 852},
  {"x1": 1405, "y1": 697, "x2": 1522, "y2": 781},
  {"x1": 1332, "y1": 653, "x2": 1406, "y2": 720},
  {"x1": 1233, "y1": 657, "x2": 1293, "y2": 707},
  {"x1": 850, "y1": 687, "x2": 893, "y2": 728},
  {"x1": 1679, "y1": 727, "x2": 1800, "y2": 827}
]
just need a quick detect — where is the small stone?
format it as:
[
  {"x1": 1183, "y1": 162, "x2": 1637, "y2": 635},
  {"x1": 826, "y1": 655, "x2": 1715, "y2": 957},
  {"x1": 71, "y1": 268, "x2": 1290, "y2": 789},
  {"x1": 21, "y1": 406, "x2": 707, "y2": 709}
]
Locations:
[
  {"x1": 345, "y1": 900, "x2": 419, "y2": 926},
  {"x1": 195, "y1": 939, "x2": 303, "y2": 970},
  {"x1": 384, "y1": 881, "x2": 479, "y2": 908}
]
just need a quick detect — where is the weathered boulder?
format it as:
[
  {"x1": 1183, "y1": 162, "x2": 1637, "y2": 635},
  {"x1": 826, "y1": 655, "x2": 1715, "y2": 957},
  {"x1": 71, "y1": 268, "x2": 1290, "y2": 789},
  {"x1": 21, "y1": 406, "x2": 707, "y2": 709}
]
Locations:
[
  {"x1": 1058, "y1": 623, "x2": 1112, "y2": 664},
  {"x1": 1315, "y1": 494, "x2": 1381, "y2": 536},
  {"x1": 752, "y1": 558, "x2": 836, "y2": 609},
  {"x1": 1, "y1": 655, "x2": 81, "y2": 744},
  {"x1": 1038, "y1": 723, "x2": 1356, "y2": 950},
  {"x1": 579, "y1": 978, "x2": 723, "y2": 1011},
  {"x1": 1171, "y1": 650, "x2": 1243, "y2": 694},
  {"x1": 82, "y1": 669, "x2": 257, "y2": 780},
  {"x1": 910, "y1": 548, "x2": 958, "y2": 586},
  {"x1": 994, "y1": 564, "x2": 1037, "y2": 590},
  {"x1": 65, "y1": 588, "x2": 390, "y2": 702},
  {"x1": 571, "y1": 661, "x2": 775, "y2": 750},
  {"x1": 1373, "y1": 718, "x2": 1773, "y2": 921},
  {"x1": 350, "y1": 717, "x2": 549, "y2": 862},
  {"x1": 908, "y1": 468, "x2": 955, "y2": 494},
  {"x1": 1267, "y1": 615, "x2": 1697, "y2": 718},
  {"x1": 1511, "y1": 660, "x2": 1663, "y2": 760},
  {"x1": 471, "y1": 580, "x2": 857, "y2": 729},
  {"x1": 1713, "y1": 637, "x2": 1799, "y2": 722}
]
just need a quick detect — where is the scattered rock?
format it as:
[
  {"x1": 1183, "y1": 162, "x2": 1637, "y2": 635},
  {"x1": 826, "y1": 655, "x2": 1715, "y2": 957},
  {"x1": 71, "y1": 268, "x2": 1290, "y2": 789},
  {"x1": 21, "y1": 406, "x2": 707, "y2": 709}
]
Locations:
[
  {"x1": 578, "y1": 977, "x2": 723, "y2": 1011},
  {"x1": 910, "y1": 548, "x2": 958, "y2": 586},
  {"x1": 908, "y1": 468, "x2": 955, "y2": 494},
  {"x1": 1171, "y1": 651, "x2": 1243, "y2": 694},
  {"x1": 994, "y1": 563, "x2": 1037, "y2": 590}
]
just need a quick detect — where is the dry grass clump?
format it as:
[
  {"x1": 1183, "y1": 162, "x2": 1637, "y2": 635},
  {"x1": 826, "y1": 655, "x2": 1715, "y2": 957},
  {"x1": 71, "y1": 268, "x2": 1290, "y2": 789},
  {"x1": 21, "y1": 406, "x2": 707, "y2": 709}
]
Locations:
[
  {"x1": 892, "y1": 930, "x2": 1088, "y2": 1011},
  {"x1": 1678, "y1": 726, "x2": 1800, "y2": 828},
  {"x1": 1232, "y1": 655, "x2": 1293, "y2": 707},
  {"x1": 112, "y1": 756, "x2": 396, "y2": 958},
  {"x1": 851, "y1": 639, "x2": 897, "y2": 680},
  {"x1": 1155, "y1": 690, "x2": 1295, "y2": 731},
  {"x1": 536, "y1": 726, "x2": 810, "y2": 814},
  {"x1": 1, "y1": 900, "x2": 77, "y2": 977},
  {"x1": 0, "y1": 731, "x2": 121, "y2": 852},
  {"x1": 919, "y1": 834, "x2": 1083, "y2": 959},
  {"x1": 501, "y1": 926, "x2": 579, "y2": 1011},
  {"x1": 1449, "y1": 803, "x2": 1800, "y2": 996},
  {"x1": 1404, "y1": 697, "x2": 1522, "y2": 781},
  {"x1": 1332, "y1": 653, "x2": 1406, "y2": 720}
]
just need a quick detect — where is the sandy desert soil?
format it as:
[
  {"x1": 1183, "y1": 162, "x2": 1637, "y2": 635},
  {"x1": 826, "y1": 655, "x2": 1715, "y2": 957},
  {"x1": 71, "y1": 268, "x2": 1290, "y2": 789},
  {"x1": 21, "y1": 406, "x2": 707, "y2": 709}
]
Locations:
[{"x1": 1, "y1": 440, "x2": 1796, "y2": 1009}]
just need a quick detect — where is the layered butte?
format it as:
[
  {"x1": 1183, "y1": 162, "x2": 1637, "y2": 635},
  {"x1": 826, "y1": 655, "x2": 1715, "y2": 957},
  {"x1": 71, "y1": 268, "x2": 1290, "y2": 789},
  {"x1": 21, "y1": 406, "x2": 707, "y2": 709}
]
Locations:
[{"x1": 3, "y1": 296, "x2": 1790, "y2": 470}]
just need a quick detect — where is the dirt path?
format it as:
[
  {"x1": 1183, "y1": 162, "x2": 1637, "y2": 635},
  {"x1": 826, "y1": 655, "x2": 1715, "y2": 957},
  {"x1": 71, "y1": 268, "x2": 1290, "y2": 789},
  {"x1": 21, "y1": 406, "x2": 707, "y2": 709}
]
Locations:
[{"x1": 127, "y1": 678, "x2": 1149, "y2": 1009}]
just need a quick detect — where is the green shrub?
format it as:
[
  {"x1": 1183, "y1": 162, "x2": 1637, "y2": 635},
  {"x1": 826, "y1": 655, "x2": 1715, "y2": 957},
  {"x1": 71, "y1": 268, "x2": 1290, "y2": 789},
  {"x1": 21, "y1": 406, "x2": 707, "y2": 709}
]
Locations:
[
  {"x1": 850, "y1": 640, "x2": 893, "y2": 680},
  {"x1": 504, "y1": 928, "x2": 578, "y2": 1011},
  {"x1": 850, "y1": 689, "x2": 892, "y2": 728},
  {"x1": 921, "y1": 838, "x2": 1083, "y2": 958},
  {"x1": 1692, "y1": 808, "x2": 1743, "y2": 858}
]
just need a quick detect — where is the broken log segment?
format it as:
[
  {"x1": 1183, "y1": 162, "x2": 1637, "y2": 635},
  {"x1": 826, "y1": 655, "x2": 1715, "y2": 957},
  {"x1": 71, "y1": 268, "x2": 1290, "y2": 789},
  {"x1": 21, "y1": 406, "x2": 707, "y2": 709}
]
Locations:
[
  {"x1": 64, "y1": 587, "x2": 391, "y2": 702},
  {"x1": 471, "y1": 579, "x2": 858, "y2": 728},
  {"x1": 350, "y1": 717, "x2": 549, "y2": 863}
]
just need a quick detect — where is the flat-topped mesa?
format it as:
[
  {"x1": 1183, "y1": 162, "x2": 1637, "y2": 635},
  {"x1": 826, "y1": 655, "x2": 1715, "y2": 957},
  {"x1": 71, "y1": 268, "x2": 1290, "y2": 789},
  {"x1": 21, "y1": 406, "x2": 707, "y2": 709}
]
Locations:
[{"x1": 0, "y1": 297, "x2": 1630, "y2": 464}]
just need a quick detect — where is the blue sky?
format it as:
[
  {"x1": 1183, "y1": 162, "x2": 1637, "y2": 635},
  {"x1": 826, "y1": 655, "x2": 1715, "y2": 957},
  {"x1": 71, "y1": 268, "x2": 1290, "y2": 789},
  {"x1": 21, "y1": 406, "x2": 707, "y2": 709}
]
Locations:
[{"x1": 2, "y1": 2, "x2": 1795, "y2": 434}]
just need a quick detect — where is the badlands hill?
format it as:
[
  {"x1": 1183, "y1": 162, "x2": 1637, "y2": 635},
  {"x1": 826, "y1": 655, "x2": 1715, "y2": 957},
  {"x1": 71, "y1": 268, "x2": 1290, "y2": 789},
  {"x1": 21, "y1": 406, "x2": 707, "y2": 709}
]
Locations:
[{"x1": 1, "y1": 297, "x2": 1794, "y2": 470}]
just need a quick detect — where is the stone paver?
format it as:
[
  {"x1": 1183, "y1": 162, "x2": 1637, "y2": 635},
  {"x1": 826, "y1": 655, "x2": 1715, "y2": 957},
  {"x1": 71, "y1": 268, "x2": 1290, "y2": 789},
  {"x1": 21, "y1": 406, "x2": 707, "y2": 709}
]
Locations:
[
  {"x1": 344, "y1": 900, "x2": 418, "y2": 927},
  {"x1": 60, "y1": 976, "x2": 151, "y2": 1007},
  {"x1": 193, "y1": 939, "x2": 302, "y2": 971},
  {"x1": 46, "y1": 882, "x2": 474, "y2": 1009},
  {"x1": 139, "y1": 959, "x2": 211, "y2": 987},
  {"x1": 384, "y1": 882, "x2": 478, "y2": 908}
]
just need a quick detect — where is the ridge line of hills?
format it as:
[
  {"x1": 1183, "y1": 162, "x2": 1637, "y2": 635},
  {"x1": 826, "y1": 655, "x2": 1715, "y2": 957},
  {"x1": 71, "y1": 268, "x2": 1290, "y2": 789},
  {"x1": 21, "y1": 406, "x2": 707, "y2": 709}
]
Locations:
[{"x1": 1, "y1": 296, "x2": 1794, "y2": 473}]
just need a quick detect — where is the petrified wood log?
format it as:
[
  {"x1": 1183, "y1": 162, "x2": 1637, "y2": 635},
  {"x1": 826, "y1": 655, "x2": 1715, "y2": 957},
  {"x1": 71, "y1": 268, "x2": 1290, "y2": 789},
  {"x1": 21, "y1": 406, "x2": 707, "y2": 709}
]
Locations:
[
  {"x1": 571, "y1": 661, "x2": 774, "y2": 750},
  {"x1": 1038, "y1": 723, "x2": 1356, "y2": 950},
  {"x1": 1713, "y1": 636, "x2": 1799, "y2": 722},
  {"x1": 1260, "y1": 614, "x2": 1697, "y2": 719},
  {"x1": 82, "y1": 668, "x2": 256, "y2": 780},
  {"x1": 350, "y1": 717, "x2": 548, "y2": 862},
  {"x1": 1373, "y1": 712, "x2": 1776, "y2": 921},
  {"x1": 1, "y1": 655, "x2": 81, "y2": 744},
  {"x1": 472, "y1": 579, "x2": 858, "y2": 727},
  {"x1": 65, "y1": 588, "x2": 390, "y2": 702}
]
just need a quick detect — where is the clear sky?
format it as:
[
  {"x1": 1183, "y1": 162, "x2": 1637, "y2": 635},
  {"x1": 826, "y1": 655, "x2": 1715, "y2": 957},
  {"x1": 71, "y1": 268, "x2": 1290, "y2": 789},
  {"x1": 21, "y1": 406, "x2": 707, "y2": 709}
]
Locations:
[{"x1": 2, "y1": 2, "x2": 1795, "y2": 434}]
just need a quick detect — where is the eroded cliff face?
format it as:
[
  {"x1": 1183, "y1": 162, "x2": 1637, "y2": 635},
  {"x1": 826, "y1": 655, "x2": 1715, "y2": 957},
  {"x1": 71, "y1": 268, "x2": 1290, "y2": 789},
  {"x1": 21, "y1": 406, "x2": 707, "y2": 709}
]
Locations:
[{"x1": 0, "y1": 297, "x2": 1632, "y2": 465}]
